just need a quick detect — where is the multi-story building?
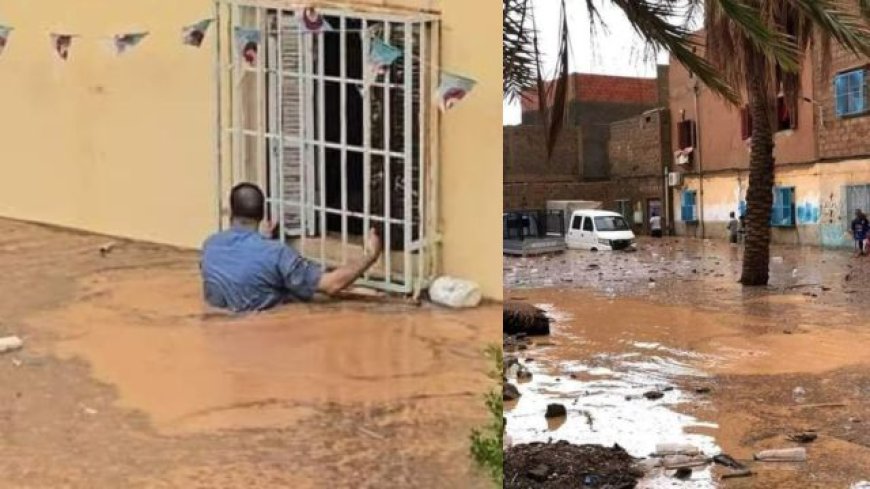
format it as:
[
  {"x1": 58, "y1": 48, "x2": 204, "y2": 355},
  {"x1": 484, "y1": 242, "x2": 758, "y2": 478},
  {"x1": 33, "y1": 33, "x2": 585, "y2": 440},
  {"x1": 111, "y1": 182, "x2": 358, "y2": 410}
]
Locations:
[
  {"x1": 504, "y1": 70, "x2": 672, "y2": 235},
  {"x1": 668, "y1": 33, "x2": 870, "y2": 247}
]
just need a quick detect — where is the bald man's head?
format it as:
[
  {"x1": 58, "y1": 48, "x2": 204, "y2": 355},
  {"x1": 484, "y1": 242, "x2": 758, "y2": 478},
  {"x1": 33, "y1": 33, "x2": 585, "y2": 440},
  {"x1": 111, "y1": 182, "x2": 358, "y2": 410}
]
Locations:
[{"x1": 230, "y1": 183, "x2": 265, "y2": 222}]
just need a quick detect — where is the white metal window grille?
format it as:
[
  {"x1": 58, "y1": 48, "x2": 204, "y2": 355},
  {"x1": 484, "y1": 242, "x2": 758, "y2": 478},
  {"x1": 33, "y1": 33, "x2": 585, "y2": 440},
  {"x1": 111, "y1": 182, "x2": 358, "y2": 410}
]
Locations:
[{"x1": 215, "y1": 1, "x2": 440, "y2": 296}]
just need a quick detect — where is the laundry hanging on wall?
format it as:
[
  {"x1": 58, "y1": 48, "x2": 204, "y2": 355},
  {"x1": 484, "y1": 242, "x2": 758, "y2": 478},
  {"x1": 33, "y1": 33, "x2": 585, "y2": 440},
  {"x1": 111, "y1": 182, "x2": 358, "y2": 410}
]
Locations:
[
  {"x1": 234, "y1": 27, "x2": 260, "y2": 67},
  {"x1": 299, "y1": 7, "x2": 332, "y2": 33},
  {"x1": 51, "y1": 33, "x2": 74, "y2": 60},
  {"x1": 437, "y1": 73, "x2": 476, "y2": 112},
  {"x1": 182, "y1": 19, "x2": 213, "y2": 47},
  {"x1": 113, "y1": 32, "x2": 148, "y2": 55},
  {"x1": 0, "y1": 26, "x2": 12, "y2": 56}
]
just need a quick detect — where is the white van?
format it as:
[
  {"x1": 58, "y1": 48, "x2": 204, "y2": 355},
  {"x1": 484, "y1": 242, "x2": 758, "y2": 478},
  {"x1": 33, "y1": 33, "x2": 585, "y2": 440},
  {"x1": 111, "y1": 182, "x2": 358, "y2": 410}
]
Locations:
[{"x1": 565, "y1": 210, "x2": 636, "y2": 251}]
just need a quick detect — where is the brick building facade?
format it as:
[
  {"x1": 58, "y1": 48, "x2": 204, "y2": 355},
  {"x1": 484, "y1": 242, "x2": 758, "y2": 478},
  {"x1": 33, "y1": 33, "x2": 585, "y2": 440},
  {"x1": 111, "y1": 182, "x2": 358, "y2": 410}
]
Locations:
[
  {"x1": 504, "y1": 69, "x2": 671, "y2": 234},
  {"x1": 669, "y1": 29, "x2": 870, "y2": 248}
]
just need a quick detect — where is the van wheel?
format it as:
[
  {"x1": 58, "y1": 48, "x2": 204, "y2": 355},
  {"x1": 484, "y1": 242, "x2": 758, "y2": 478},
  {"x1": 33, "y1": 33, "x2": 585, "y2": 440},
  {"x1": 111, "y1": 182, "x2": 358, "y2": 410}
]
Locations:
[{"x1": 590, "y1": 248, "x2": 598, "y2": 252}]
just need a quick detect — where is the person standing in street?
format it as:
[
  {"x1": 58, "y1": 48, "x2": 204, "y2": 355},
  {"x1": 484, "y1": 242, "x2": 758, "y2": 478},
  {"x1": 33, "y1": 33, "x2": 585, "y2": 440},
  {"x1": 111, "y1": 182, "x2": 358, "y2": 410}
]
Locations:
[
  {"x1": 850, "y1": 209, "x2": 869, "y2": 257},
  {"x1": 727, "y1": 212, "x2": 740, "y2": 245},
  {"x1": 649, "y1": 212, "x2": 663, "y2": 238}
]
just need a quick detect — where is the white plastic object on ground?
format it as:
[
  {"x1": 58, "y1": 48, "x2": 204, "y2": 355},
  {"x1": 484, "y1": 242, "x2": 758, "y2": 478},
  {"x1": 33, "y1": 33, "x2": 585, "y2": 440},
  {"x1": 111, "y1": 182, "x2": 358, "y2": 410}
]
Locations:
[
  {"x1": 0, "y1": 336, "x2": 23, "y2": 354},
  {"x1": 754, "y1": 447, "x2": 807, "y2": 462},
  {"x1": 429, "y1": 277, "x2": 482, "y2": 308},
  {"x1": 654, "y1": 443, "x2": 701, "y2": 456}
]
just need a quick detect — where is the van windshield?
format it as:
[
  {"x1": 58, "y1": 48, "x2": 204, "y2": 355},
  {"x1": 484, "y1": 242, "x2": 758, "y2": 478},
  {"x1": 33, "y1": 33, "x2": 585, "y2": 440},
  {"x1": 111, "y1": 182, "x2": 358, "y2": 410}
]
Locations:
[{"x1": 594, "y1": 216, "x2": 630, "y2": 231}]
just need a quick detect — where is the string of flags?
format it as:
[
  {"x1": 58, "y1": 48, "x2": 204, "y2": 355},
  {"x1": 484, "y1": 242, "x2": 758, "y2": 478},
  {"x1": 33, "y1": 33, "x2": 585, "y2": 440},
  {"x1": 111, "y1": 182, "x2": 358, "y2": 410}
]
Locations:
[{"x1": 0, "y1": 7, "x2": 476, "y2": 111}]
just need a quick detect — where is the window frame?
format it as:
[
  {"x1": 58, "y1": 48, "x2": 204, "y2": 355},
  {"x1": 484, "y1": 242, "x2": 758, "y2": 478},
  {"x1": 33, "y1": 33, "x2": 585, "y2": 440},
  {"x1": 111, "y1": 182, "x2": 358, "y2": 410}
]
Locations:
[
  {"x1": 680, "y1": 190, "x2": 698, "y2": 223},
  {"x1": 834, "y1": 66, "x2": 869, "y2": 118},
  {"x1": 770, "y1": 186, "x2": 796, "y2": 228}
]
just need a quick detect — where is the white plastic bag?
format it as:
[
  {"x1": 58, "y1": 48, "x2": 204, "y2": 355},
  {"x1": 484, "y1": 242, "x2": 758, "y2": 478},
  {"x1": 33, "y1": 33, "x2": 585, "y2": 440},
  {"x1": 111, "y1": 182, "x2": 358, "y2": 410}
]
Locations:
[{"x1": 429, "y1": 277, "x2": 482, "y2": 308}]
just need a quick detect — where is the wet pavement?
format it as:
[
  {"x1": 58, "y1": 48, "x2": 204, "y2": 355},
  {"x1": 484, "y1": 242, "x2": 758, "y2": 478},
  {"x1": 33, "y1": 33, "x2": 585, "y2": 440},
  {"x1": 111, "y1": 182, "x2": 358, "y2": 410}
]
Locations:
[
  {"x1": 0, "y1": 218, "x2": 498, "y2": 488},
  {"x1": 504, "y1": 238, "x2": 870, "y2": 488}
]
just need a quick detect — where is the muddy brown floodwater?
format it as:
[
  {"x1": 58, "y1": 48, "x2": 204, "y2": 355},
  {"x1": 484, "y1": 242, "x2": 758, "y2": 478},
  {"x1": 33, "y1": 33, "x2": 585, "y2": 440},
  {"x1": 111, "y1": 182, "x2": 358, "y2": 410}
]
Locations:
[
  {"x1": 504, "y1": 238, "x2": 870, "y2": 488},
  {"x1": 0, "y1": 218, "x2": 499, "y2": 488}
]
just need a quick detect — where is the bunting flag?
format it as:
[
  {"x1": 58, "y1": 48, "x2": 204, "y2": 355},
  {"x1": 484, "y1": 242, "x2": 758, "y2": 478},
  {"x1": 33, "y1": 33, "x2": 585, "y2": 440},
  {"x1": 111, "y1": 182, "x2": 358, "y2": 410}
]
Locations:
[
  {"x1": 368, "y1": 37, "x2": 401, "y2": 77},
  {"x1": 437, "y1": 73, "x2": 476, "y2": 112},
  {"x1": 182, "y1": 19, "x2": 213, "y2": 47},
  {"x1": 0, "y1": 26, "x2": 11, "y2": 56},
  {"x1": 113, "y1": 32, "x2": 148, "y2": 55},
  {"x1": 299, "y1": 7, "x2": 332, "y2": 33},
  {"x1": 234, "y1": 27, "x2": 261, "y2": 66},
  {"x1": 51, "y1": 33, "x2": 74, "y2": 60}
]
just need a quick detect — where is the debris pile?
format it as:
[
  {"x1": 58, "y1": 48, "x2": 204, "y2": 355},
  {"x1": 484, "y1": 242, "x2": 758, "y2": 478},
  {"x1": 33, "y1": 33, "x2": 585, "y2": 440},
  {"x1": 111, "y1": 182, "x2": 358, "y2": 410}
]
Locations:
[
  {"x1": 505, "y1": 441, "x2": 642, "y2": 489},
  {"x1": 504, "y1": 301, "x2": 551, "y2": 336}
]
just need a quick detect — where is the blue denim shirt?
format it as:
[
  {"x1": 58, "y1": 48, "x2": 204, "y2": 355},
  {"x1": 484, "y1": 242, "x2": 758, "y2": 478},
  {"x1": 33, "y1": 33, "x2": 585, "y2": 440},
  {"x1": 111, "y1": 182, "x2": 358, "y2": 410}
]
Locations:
[{"x1": 200, "y1": 227, "x2": 323, "y2": 312}]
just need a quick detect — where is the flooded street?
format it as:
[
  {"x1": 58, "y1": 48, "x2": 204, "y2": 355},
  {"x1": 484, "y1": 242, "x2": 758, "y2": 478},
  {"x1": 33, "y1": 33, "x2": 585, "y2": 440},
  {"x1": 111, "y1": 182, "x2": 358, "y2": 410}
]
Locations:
[
  {"x1": 504, "y1": 238, "x2": 870, "y2": 488},
  {"x1": 0, "y1": 218, "x2": 498, "y2": 488}
]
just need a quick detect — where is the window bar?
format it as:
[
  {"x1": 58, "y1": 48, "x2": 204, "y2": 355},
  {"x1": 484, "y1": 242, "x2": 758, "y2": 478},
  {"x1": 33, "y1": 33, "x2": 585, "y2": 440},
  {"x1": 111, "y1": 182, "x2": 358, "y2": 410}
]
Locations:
[
  {"x1": 317, "y1": 26, "x2": 326, "y2": 266},
  {"x1": 403, "y1": 22, "x2": 413, "y2": 290},
  {"x1": 296, "y1": 12, "x2": 308, "y2": 253},
  {"x1": 256, "y1": 6, "x2": 266, "y2": 205},
  {"x1": 303, "y1": 20, "x2": 316, "y2": 253},
  {"x1": 276, "y1": 10, "x2": 286, "y2": 242},
  {"x1": 231, "y1": 3, "x2": 242, "y2": 186},
  {"x1": 415, "y1": 21, "x2": 426, "y2": 297},
  {"x1": 214, "y1": 0, "x2": 224, "y2": 231},
  {"x1": 362, "y1": 18, "x2": 372, "y2": 281},
  {"x1": 429, "y1": 22, "x2": 441, "y2": 283},
  {"x1": 340, "y1": 15, "x2": 348, "y2": 265},
  {"x1": 383, "y1": 22, "x2": 392, "y2": 286}
]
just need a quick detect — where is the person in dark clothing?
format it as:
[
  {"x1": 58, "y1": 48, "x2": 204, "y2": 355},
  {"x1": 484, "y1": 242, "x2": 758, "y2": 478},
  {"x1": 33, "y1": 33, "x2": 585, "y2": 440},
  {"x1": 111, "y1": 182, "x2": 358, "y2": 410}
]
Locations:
[
  {"x1": 726, "y1": 212, "x2": 739, "y2": 244},
  {"x1": 850, "y1": 209, "x2": 869, "y2": 257}
]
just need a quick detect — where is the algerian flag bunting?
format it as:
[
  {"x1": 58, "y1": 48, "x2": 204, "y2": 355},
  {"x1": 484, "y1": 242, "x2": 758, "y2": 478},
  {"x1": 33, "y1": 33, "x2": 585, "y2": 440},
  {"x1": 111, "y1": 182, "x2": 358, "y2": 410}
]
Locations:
[
  {"x1": 234, "y1": 27, "x2": 261, "y2": 67},
  {"x1": 0, "y1": 26, "x2": 12, "y2": 56},
  {"x1": 51, "y1": 33, "x2": 74, "y2": 60},
  {"x1": 299, "y1": 7, "x2": 332, "y2": 33},
  {"x1": 437, "y1": 73, "x2": 476, "y2": 112},
  {"x1": 182, "y1": 19, "x2": 213, "y2": 47},
  {"x1": 114, "y1": 32, "x2": 148, "y2": 55}
]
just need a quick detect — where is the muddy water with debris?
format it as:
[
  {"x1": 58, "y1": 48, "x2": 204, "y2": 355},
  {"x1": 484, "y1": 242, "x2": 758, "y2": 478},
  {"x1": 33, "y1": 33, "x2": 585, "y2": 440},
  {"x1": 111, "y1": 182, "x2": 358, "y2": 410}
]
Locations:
[
  {"x1": 0, "y1": 219, "x2": 498, "y2": 488},
  {"x1": 505, "y1": 238, "x2": 870, "y2": 488},
  {"x1": 30, "y1": 268, "x2": 492, "y2": 435}
]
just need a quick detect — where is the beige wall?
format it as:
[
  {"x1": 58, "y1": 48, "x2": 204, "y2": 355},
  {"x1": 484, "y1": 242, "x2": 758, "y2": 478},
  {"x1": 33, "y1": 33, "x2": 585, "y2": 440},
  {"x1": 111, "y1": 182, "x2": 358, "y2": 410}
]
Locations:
[{"x1": 0, "y1": 0, "x2": 501, "y2": 298}]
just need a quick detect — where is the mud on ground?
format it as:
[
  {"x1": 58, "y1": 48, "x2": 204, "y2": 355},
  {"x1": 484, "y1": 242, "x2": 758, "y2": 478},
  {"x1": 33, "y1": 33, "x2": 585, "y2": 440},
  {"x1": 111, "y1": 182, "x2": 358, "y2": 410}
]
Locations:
[
  {"x1": 504, "y1": 238, "x2": 870, "y2": 488},
  {"x1": 0, "y1": 218, "x2": 499, "y2": 488}
]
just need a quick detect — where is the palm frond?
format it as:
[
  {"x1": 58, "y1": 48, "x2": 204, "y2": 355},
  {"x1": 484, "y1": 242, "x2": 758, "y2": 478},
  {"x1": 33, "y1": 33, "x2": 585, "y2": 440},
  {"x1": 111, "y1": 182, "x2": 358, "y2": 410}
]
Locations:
[
  {"x1": 787, "y1": 0, "x2": 870, "y2": 57},
  {"x1": 609, "y1": 0, "x2": 740, "y2": 103},
  {"x1": 503, "y1": 0, "x2": 537, "y2": 102}
]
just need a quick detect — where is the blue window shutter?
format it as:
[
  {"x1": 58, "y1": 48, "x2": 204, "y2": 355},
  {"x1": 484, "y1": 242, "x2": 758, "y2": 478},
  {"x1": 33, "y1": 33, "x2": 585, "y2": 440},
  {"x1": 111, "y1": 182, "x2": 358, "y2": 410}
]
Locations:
[
  {"x1": 835, "y1": 74, "x2": 848, "y2": 116},
  {"x1": 857, "y1": 70, "x2": 867, "y2": 113}
]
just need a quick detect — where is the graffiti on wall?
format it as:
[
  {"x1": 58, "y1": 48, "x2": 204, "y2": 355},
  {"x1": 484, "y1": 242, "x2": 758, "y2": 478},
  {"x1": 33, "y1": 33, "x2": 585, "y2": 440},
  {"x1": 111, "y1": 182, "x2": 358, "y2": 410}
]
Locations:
[
  {"x1": 820, "y1": 191, "x2": 846, "y2": 247},
  {"x1": 796, "y1": 201, "x2": 820, "y2": 224}
]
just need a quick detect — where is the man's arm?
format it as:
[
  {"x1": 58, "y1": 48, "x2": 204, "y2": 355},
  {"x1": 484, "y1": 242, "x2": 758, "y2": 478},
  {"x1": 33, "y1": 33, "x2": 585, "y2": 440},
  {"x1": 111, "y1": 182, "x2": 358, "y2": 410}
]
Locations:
[{"x1": 317, "y1": 228, "x2": 384, "y2": 296}]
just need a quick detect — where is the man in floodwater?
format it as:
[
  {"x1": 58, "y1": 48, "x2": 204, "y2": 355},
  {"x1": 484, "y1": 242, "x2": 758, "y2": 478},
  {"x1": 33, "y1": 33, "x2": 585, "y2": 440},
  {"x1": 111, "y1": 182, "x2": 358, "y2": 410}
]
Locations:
[{"x1": 200, "y1": 183, "x2": 383, "y2": 312}]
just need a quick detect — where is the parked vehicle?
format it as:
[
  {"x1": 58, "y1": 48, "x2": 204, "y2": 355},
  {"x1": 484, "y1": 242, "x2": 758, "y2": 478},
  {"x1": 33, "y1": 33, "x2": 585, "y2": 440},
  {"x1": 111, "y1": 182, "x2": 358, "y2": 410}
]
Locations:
[
  {"x1": 565, "y1": 210, "x2": 636, "y2": 251},
  {"x1": 503, "y1": 210, "x2": 567, "y2": 256}
]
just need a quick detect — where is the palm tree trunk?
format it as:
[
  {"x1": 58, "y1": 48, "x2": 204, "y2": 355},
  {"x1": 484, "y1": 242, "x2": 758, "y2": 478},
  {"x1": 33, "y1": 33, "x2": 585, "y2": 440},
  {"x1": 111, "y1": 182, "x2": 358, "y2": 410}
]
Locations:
[{"x1": 740, "y1": 61, "x2": 775, "y2": 286}]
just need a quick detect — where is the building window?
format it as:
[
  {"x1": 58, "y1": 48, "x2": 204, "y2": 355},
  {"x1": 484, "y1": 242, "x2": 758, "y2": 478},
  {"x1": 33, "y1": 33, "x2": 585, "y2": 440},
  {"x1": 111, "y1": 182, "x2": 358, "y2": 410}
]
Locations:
[
  {"x1": 218, "y1": 4, "x2": 438, "y2": 294},
  {"x1": 681, "y1": 190, "x2": 697, "y2": 222},
  {"x1": 741, "y1": 98, "x2": 795, "y2": 138},
  {"x1": 615, "y1": 199, "x2": 632, "y2": 225},
  {"x1": 834, "y1": 67, "x2": 868, "y2": 117},
  {"x1": 776, "y1": 95, "x2": 797, "y2": 131},
  {"x1": 677, "y1": 120, "x2": 696, "y2": 150},
  {"x1": 771, "y1": 186, "x2": 796, "y2": 227}
]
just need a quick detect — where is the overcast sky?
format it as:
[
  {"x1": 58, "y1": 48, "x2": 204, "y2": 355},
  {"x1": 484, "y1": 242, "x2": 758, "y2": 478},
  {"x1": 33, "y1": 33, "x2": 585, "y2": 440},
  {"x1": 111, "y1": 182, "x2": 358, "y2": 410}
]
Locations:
[{"x1": 503, "y1": 1, "x2": 671, "y2": 125}]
